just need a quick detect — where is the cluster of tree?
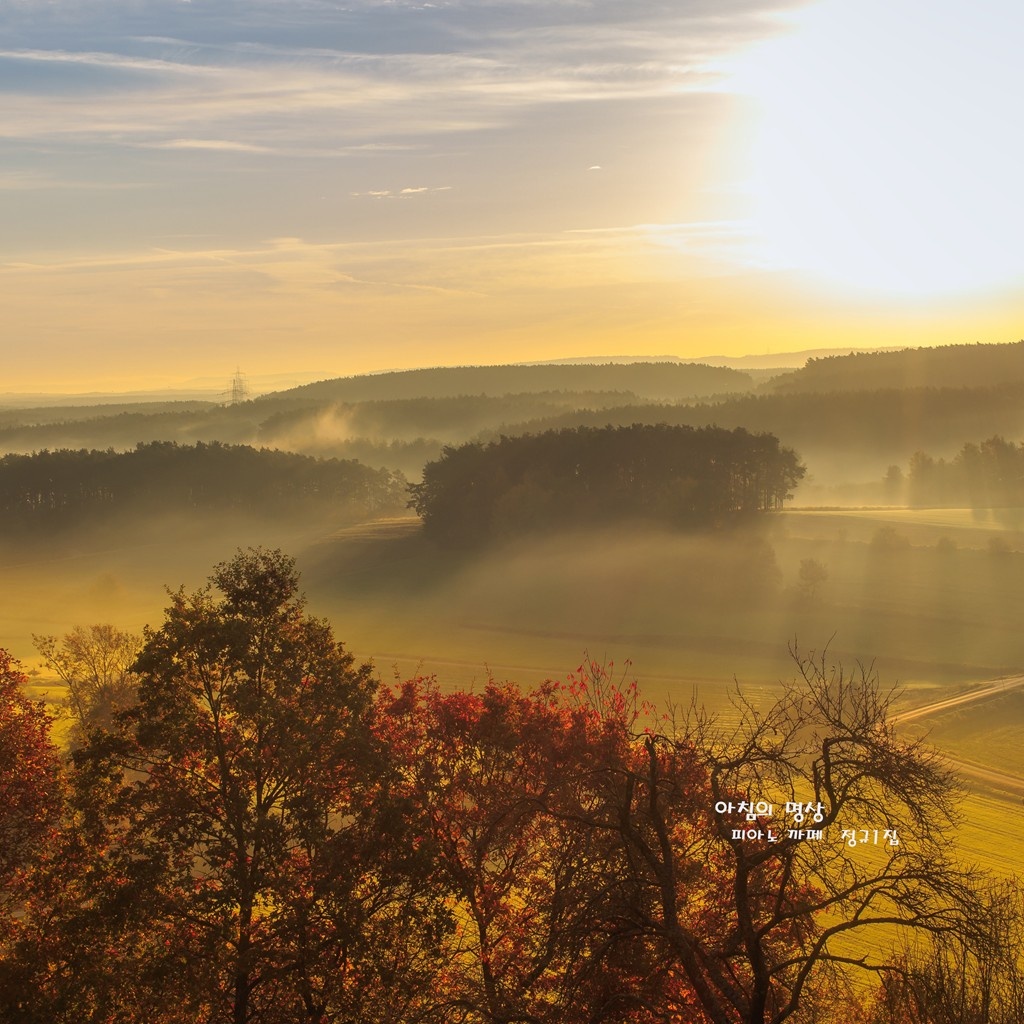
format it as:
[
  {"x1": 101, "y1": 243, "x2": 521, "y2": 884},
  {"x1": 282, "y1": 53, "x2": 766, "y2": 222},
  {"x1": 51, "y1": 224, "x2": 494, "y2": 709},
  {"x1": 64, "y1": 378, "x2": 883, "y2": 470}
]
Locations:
[
  {"x1": 0, "y1": 551, "x2": 1013, "y2": 1023},
  {"x1": 0, "y1": 442, "x2": 406, "y2": 529},
  {"x1": 768, "y1": 340, "x2": 1024, "y2": 395},
  {"x1": 899, "y1": 436, "x2": 1024, "y2": 507},
  {"x1": 875, "y1": 884, "x2": 1024, "y2": 1024},
  {"x1": 408, "y1": 424, "x2": 805, "y2": 545}
]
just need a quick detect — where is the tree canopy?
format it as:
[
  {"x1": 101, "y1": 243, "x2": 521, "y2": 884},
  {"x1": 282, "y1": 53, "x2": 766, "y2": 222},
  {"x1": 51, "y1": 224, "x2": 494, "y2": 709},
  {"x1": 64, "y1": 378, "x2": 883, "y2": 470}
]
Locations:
[
  {"x1": 0, "y1": 442, "x2": 405, "y2": 529},
  {"x1": 903, "y1": 435, "x2": 1024, "y2": 507},
  {"x1": 408, "y1": 424, "x2": 805, "y2": 545},
  {"x1": 0, "y1": 554, "x2": 1012, "y2": 1024},
  {"x1": 0, "y1": 651, "x2": 62, "y2": 913}
]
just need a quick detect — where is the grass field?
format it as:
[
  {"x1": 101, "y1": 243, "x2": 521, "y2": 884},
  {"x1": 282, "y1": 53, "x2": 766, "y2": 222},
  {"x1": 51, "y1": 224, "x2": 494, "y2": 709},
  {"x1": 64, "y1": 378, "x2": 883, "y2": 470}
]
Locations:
[
  {"x1": 7, "y1": 505, "x2": 1024, "y2": 878},
  {"x1": 292, "y1": 509, "x2": 1024, "y2": 696}
]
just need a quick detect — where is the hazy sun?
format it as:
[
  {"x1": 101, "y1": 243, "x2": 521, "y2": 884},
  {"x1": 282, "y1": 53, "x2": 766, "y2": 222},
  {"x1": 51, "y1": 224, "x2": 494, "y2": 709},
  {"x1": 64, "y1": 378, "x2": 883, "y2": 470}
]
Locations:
[{"x1": 727, "y1": 0, "x2": 1024, "y2": 299}]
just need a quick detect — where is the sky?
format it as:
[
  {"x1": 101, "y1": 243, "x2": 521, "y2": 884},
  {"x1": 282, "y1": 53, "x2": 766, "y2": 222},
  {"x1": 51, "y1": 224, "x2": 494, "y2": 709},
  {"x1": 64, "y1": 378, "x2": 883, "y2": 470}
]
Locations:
[{"x1": 2, "y1": 0, "x2": 1023, "y2": 392}]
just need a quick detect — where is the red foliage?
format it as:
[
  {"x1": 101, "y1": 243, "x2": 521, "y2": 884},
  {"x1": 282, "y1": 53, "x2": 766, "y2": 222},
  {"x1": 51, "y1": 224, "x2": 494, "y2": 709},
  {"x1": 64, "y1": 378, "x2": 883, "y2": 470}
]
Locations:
[{"x1": 0, "y1": 649, "x2": 62, "y2": 904}]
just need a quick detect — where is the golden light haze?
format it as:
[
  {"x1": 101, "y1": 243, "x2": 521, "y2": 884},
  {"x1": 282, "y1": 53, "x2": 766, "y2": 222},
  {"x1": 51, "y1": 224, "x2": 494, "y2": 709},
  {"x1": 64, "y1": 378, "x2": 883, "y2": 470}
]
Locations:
[
  {"x1": 3, "y1": 238, "x2": 1022, "y2": 393},
  {"x1": 2, "y1": 0, "x2": 1022, "y2": 392}
]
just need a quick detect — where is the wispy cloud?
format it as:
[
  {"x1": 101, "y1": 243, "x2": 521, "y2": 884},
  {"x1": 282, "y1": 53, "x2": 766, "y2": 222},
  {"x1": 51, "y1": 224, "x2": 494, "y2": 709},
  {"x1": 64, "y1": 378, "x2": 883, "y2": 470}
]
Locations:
[
  {"x1": 0, "y1": 47, "x2": 219, "y2": 76},
  {"x1": 145, "y1": 138, "x2": 272, "y2": 152},
  {"x1": 350, "y1": 185, "x2": 452, "y2": 198},
  {"x1": 0, "y1": 2, "x2": 799, "y2": 151}
]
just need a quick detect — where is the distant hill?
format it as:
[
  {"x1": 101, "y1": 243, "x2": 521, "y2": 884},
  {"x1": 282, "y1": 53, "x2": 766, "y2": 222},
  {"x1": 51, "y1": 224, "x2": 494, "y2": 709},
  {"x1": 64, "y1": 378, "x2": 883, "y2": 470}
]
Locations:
[
  {"x1": 769, "y1": 340, "x2": 1024, "y2": 394},
  {"x1": 265, "y1": 362, "x2": 753, "y2": 405},
  {"x1": 11, "y1": 351, "x2": 1024, "y2": 491},
  {"x1": 0, "y1": 391, "x2": 648, "y2": 463},
  {"x1": 502, "y1": 347, "x2": 900, "y2": 370},
  {"x1": 694, "y1": 347, "x2": 902, "y2": 370},
  {"x1": 0, "y1": 402, "x2": 216, "y2": 430},
  {"x1": 479, "y1": 383, "x2": 1024, "y2": 470},
  {"x1": 0, "y1": 372, "x2": 331, "y2": 409}
]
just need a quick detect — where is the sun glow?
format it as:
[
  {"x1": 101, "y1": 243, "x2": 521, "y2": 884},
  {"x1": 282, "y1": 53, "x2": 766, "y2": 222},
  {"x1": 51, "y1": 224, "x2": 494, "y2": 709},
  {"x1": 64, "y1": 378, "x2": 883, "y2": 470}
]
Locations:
[{"x1": 728, "y1": 0, "x2": 1024, "y2": 299}]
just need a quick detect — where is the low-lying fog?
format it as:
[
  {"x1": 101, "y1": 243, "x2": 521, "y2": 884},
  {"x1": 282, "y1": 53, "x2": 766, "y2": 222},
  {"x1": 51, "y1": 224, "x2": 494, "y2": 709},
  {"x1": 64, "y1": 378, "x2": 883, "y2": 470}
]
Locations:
[{"x1": 9, "y1": 509, "x2": 1024, "y2": 720}]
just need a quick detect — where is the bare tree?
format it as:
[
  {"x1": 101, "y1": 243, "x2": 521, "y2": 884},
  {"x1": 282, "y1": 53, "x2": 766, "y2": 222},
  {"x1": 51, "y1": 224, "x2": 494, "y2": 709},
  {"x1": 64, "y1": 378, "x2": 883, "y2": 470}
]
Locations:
[
  {"x1": 34, "y1": 624, "x2": 141, "y2": 746},
  {"x1": 874, "y1": 879, "x2": 1024, "y2": 1024},
  {"x1": 567, "y1": 648, "x2": 980, "y2": 1024}
]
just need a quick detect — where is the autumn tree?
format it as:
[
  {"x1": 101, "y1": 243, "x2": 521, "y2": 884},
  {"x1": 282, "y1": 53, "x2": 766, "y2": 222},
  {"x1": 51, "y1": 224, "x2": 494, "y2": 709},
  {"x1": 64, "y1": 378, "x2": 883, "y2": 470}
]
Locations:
[
  {"x1": 547, "y1": 660, "x2": 749, "y2": 1024},
  {"x1": 0, "y1": 651, "x2": 65, "y2": 1021},
  {"x1": 0, "y1": 650, "x2": 62, "y2": 907},
  {"x1": 19, "y1": 548, "x2": 447, "y2": 1024},
  {"x1": 380, "y1": 673, "x2": 637, "y2": 1023}
]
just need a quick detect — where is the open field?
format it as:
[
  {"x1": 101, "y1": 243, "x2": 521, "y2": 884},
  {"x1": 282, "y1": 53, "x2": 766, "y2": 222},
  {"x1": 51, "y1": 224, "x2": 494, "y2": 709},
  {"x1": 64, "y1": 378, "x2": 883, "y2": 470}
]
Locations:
[
  {"x1": 293, "y1": 509, "x2": 1024, "y2": 696},
  {"x1": 11, "y1": 506, "x2": 1024, "y2": 701},
  {"x1": 8, "y1": 505, "x2": 1024, "y2": 877}
]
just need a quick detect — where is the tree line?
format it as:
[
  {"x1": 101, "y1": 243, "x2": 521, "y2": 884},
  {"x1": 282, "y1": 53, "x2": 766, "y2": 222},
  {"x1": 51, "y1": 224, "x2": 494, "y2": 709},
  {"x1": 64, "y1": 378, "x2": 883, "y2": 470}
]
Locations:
[
  {"x1": 477, "y1": 384, "x2": 1024, "y2": 469},
  {"x1": 1, "y1": 549, "x2": 1016, "y2": 1024},
  {"x1": 275, "y1": 361, "x2": 753, "y2": 406},
  {"x1": 408, "y1": 424, "x2": 805, "y2": 545},
  {"x1": 0, "y1": 442, "x2": 406, "y2": 529},
  {"x1": 901, "y1": 435, "x2": 1024, "y2": 507},
  {"x1": 769, "y1": 340, "x2": 1024, "y2": 395}
]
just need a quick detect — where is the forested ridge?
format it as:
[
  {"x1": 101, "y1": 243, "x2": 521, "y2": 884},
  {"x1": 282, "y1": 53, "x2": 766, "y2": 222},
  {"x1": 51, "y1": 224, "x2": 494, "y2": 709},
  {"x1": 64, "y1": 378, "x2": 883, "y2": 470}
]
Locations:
[
  {"x1": 0, "y1": 391, "x2": 646, "y2": 462},
  {"x1": 8, "y1": 385, "x2": 1024, "y2": 474},
  {"x1": 481, "y1": 383, "x2": 1024, "y2": 464},
  {"x1": 768, "y1": 339, "x2": 1024, "y2": 394},
  {"x1": 9, "y1": 356, "x2": 1024, "y2": 491},
  {"x1": 0, "y1": 442, "x2": 406, "y2": 528},
  {"x1": 408, "y1": 424, "x2": 805, "y2": 545},
  {"x1": 270, "y1": 361, "x2": 753, "y2": 404},
  {"x1": 0, "y1": 406, "x2": 268, "y2": 454},
  {"x1": 0, "y1": 401, "x2": 216, "y2": 430}
]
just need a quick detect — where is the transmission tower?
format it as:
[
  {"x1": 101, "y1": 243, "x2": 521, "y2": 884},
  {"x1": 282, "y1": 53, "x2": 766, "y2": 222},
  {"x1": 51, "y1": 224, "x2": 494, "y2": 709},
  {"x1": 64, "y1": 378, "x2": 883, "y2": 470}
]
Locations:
[{"x1": 222, "y1": 368, "x2": 250, "y2": 405}]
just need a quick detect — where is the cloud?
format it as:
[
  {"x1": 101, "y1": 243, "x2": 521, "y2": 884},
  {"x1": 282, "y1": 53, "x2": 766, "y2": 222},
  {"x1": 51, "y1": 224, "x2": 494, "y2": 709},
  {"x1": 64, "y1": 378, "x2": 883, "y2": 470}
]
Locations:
[
  {"x1": 145, "y1": 138, "x2": 272, "y2": 152},
  {"x1": 350, "y1": 186, "x2": 452, "y2": 198},
  {"x1": 0, "y1": 47, "x2": 214, "y2": 76},
  {"x1": 0, "y1": 0, "x2": 805, "y2": 292},
  {"x1": 0, "y1": 1, "x2": 801, "y2": 151}
]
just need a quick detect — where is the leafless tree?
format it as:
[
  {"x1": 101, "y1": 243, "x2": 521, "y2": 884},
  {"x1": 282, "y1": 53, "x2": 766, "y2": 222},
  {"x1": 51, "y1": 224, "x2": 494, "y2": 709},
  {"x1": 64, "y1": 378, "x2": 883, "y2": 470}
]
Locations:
[
  {"x1": 567, "y1": 647, "x2": 982, "y2": 1024},
  {"x1": 874, "y1": 878, "x2": 1024, "y2": 1024},
  {"x1": 34, "y1": 624, "x2": 141, "y2": 746}
]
